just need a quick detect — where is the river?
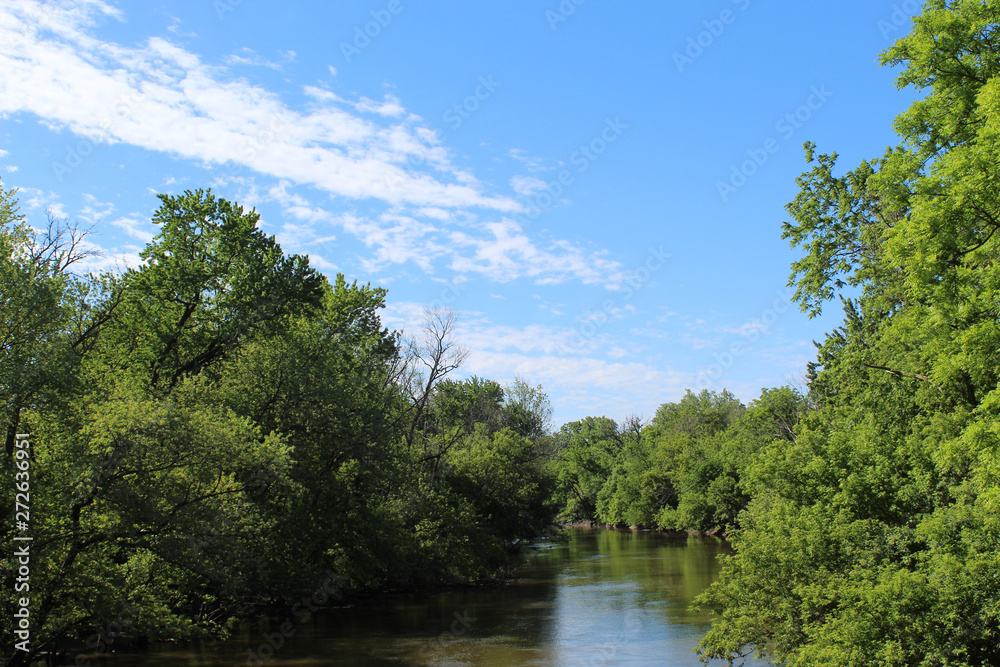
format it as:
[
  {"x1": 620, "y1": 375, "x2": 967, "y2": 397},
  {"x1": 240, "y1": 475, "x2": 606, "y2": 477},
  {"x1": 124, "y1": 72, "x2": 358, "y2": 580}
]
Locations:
[{"x1": 91, "y1": 528, "x2": 770, "y2": 666}]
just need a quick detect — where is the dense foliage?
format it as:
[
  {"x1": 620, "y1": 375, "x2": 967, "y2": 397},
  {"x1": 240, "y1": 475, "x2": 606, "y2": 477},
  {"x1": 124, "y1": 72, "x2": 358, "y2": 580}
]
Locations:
[
  {"x1": 5, "y1": 3, "x2": 999, "y2": 664},
  {"x1": 549, "y1": 3, "x2": 1000, "y2": 664},
  {"x1": 547, "y1": 387, "x2": 806, "y2": 536},
  {"x1": 0, "y1": 187, "x2": 556, "y2": 665},
  {"x1": 694, "y1": 1, "x2": 1000, "y2": 663}
]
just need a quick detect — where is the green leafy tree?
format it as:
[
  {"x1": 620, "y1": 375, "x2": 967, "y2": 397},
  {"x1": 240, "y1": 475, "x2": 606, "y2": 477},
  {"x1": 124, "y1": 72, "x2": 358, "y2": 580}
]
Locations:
[
  {"x1": 595, "y1": 390, "x2": 748, "y2": 531},
  {"x1": 446, "y1": 426, "x2": 551, "y2": 551},
  {"x1": 502, "y1": 376, "x2": 553, "y2": 440},
  {"x1": 2, "y1": 189, "x2": 324, "y2": 664},
  {"x1": 0, "y1": 181, "x2": 95, "y2": 456},
  {"x1": 551, "y1": 416, "x2": 620, "y2": 521},
  {"x1": 91, "y1": 189, "x2": 323, "y2": 391},
  {"x1": 698, "y1": 3, "x2": 1000, "y2": 664},
  {"x1": 218, "y1": 274, "x2": 410, "y2": 593},
  {"x1": 0, "y1": 184, "x2": 561, "y2": 664},
  {"x1": 597, "y1": 415, "x2": 674, "y2": 528},
  {"x1": 429, "y1": 376, "x2": 506, "y2": 436}
]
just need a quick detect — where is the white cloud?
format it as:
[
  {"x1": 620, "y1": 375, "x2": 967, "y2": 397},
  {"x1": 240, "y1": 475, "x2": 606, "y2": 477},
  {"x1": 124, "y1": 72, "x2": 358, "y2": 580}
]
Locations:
[
  {"x1": 416, "y1": 207, "x2": 452, "y2": 221},
  {"x1": 510, "y1": 175, "x2": 547, "y2": 197},
  {"x1": 223, "y1": 48, "x2": 286, "y2": 71},
  {"x1": 353, "y1": 95, "x2": 407, "y2": 118},
  {"x1": 109, "y1": 215, "x2": 156, "y2": 243},
  {"x1": 379, "y1": 304, "x2": 697, "y2": 422},
  {"x1": 15, "y1": 186, "x2": 67, "y2": 218},
  {"x1": 0, "y1": 0, "x2": 629, "y2": 288},
  {"x1": 629, "y1": 326, "x2": 670, "y2": 340},
  {"x1": 718, "y1": 320, "x2": 772, "y2": 337},
  {"x1": 508, "y1": 147, "x2": 546, "y2": 172},
  {"x1": 460, "y1": 322, "x2": 574, "y2": 356},
  {"x1": 78, "y1": 193, "x2": 114, "y2": 223},
  {"x1": 0, "y1": 1, "x2": 520, "y2": 212},
  {"x1": 449, "y1": 218, "x2": 623, "y2": 285},
  {"x1": 347, "y1": 211, "x2": 445, "y2": 272},
  {"x1": 464, "y1": 350, "x2": 690, "y2": 422},
  {"x1": 307, "y1": 253, "x2": 337, "y2": 271}
]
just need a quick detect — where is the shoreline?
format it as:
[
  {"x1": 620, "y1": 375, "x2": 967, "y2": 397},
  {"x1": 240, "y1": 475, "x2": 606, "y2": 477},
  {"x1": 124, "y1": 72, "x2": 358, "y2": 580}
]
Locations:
[{"x1": 559, "y1": 520, "x2": 729, "y2": 539}]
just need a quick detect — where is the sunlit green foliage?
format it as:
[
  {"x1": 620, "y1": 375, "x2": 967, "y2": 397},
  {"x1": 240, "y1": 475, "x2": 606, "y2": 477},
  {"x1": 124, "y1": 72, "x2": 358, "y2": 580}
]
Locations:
[
  {"x1": 0, "y1": 188, "x2": 559, "y2": 665},
  {"x1": 697, "y1": 2, "x2": 1000, "y2": 663},
  {"x1": 550, "y1": 416, "x2": 620, "y2": 522},
  {"x1": 564, "y1": 388, "x2": 804, "y2": 535}
]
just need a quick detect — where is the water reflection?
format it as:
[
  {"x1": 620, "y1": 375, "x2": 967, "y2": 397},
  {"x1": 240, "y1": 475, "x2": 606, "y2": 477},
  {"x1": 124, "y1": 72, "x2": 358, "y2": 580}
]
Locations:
[{"x1": 92, "y1": 528, "x2": 768, "y2": 666}]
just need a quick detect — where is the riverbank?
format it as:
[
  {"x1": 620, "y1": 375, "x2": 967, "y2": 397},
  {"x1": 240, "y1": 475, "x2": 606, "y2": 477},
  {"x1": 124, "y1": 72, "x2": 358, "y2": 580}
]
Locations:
[
  {"x1": 560, "y1": 520, "x2": 729, "y2": 538},
  {"x1": 64, "y1": 527, "x2": 764, "y2": 666},
  {"x1": 42, "y1": 529, "x2": 566, "y2": 665}
]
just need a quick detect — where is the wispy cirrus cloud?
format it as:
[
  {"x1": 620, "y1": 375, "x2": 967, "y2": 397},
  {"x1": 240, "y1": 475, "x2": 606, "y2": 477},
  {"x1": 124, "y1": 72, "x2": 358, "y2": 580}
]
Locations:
[
  {"x1": 0, "y1": 0, "x2": 626, "y2": 287},
  {"x1": 0, "y1": 2, "x2": 511, "y2": 210},
  {"x1": 382, "y1": 302, "x2": 691, "y2": 421},
  {"x1": 464, "y1": 349, "x2": 690, "y2": 422}
]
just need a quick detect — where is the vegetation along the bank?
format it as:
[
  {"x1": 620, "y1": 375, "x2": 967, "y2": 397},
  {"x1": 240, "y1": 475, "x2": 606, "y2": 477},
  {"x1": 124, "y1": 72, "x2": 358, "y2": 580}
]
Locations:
[{"x1": 3, "y1": 1, "x2": 1000, "y2": 665}]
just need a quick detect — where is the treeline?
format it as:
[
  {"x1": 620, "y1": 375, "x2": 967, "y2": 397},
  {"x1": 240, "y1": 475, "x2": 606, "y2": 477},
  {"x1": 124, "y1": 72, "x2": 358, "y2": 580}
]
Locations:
[
  {"x1": 561, "y1": 2, "x2": 1000, "y2": 664},
  {"x1": 5, "y1": 3, "x2": 1000, "y2": 664},
  {"x1": 0, "y1": 188, "x2": 557, "y2": 664},
  {"x1": 548, "y1": 387, "x2": 805, "y2": 536}
]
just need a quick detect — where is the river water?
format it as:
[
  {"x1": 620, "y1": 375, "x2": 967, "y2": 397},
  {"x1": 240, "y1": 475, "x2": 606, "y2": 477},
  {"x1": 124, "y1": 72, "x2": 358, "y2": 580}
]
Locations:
[{"x1": 93, "y1": 528, "x2": 770, "y2": 666}]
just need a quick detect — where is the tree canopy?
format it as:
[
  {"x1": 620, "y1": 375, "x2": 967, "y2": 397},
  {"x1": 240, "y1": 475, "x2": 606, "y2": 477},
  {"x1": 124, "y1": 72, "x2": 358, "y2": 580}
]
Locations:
[
  {"x1": 695, "y1": 2, "x2": 1000, "y2": 663},
  {"x1": 0, "y1": 187, "x2": 558, "y2": 665}
]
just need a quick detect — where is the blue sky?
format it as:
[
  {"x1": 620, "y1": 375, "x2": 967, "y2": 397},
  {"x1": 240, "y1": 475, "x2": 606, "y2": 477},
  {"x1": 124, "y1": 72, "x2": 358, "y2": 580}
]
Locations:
[{"x1": 0, "y1": 0, "x2": 921, "y2": 426}]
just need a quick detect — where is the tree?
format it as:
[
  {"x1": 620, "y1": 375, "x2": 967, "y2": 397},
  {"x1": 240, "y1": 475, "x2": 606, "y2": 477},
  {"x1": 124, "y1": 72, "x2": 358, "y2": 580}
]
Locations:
[
  {"x1": 93, "y1": 189, "x2": 323, "y2": 391},
  {"x1": 550, "y1": 416, "x2": 620, "y2": 522},
  {"x1": 404, "y1": 307, "x2": 468, "y2": 448},
  {"x1": 429, "y1": 376, "x2": 506, "y2": 436},
  {"x1": 2, "y1": 189, "x2": 325, "y2": 664},
  {"x1": 595, "y1": 390, "x2": 746, "y2": 531},
  {"x1": 502, "y1": 376, "x2": 553, "y2": 440},
  {"x1": 0, "y1": 183, "x2": 97, "y2": 457},
  {"x1": 0, "y1": 186, "x2": 562, "y2": 665},
  {"x1": 217, "y1": 274, "x2": 410, "y2": 593},
  {"x1": 446, "y1": 425, "x2": 551, "y2": 548},
  {"x1": 697, "y1": 3, "x2": 1000, "y2": 663}
]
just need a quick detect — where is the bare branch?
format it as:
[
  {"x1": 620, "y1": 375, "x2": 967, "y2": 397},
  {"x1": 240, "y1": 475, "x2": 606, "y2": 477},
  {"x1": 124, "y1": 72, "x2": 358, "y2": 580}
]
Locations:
[
  {"x1": 31, "y1": 211, "x2": 101, "y2": 275},
  {"x1": 619, "y1": 414, "x2": 648, "y2": 440},
  {"x1": 404, "y1": 307, "x2": 468, "y2": 447}
]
